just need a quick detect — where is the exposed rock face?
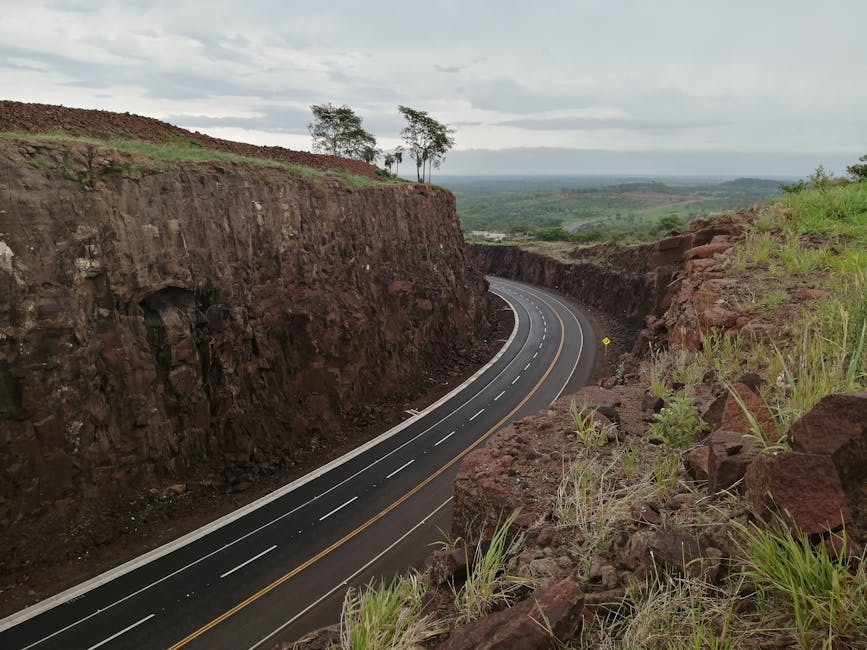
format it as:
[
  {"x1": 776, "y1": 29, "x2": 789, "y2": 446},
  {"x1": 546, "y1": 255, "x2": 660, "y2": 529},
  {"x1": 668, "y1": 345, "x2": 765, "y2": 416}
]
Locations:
[
  {"x1": 707, "y1": 430, "x2": 763, "y2": 492},
  {"x1": 468, "y1": 220, "x2": 742, "y2": 348},
  {"x1": 468, "y1": 243, "x2": 657, "y2": 331},
  {"x1": 0, "y1": 137, "x2": 490, "y2": 564}
]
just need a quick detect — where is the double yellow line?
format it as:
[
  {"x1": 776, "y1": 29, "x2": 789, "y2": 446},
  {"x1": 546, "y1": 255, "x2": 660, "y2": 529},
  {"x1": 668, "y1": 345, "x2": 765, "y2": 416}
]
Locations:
[{"x1": 169, "y1": 290, "x2": 566, "y2": 649}]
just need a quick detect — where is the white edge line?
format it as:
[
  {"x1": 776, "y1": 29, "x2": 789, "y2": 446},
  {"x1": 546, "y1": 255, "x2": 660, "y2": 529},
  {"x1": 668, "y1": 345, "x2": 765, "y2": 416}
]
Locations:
[
  {"x1": 247, "y1": 497, "x2": 454, "y2": 650},
  {"x1": 318, "y1": 496, "x2": 358, "y2": 521},
  {"x1": 84, "y1": 614, "x2": 155, "y2": 650},
  {"x1": 219, "y1": 545, "x2": 278, "y2": 579},
  {"x1": 434, "y1": 431, "x2": 455, "y2": 446},
  {"x1": 0, "y1": 285, "x2": 521, "y2": 634},
  {"x1": 385, "y1": 459, "x2": 414, "y2": 479}
]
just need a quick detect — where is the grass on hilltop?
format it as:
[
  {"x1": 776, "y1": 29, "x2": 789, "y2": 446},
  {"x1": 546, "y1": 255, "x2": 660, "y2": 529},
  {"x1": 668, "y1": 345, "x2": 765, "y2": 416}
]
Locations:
[{"x1": 0, "y1": 131, "x2": 402, "y2": 189}]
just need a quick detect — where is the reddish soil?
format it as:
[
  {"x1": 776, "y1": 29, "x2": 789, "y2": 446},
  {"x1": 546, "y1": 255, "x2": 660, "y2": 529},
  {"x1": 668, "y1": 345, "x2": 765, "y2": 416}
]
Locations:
[{"x1": 0, "y1": 100, "x2": 379, "y2": 178}]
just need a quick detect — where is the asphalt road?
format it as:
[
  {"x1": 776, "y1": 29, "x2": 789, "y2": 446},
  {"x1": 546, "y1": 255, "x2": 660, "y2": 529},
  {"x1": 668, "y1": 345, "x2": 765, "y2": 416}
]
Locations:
[{"x1": 0, "y1": 277, "x2": 597, "y2": 650}]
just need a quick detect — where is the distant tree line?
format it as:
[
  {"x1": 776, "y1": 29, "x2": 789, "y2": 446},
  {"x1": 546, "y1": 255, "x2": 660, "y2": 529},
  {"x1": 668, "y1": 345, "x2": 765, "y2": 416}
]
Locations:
[
  {"x1": 780, "y1": 155, "x2": 867, "y2": 194},
  {"x1": 307, "y1": 103, "x2": 454, "y2": 182}
]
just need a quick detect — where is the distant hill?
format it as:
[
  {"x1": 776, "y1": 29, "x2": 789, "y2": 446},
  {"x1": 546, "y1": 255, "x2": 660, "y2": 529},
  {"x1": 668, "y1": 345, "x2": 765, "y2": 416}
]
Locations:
[{"x1": 441, "y1": 175, "x2": 784, "y2": 232}]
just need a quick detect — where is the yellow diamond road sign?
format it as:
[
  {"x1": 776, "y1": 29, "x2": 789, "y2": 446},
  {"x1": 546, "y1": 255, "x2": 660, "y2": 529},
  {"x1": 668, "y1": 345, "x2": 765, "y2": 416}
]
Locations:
[{"x1": 602, "y1": 337, "x2": 611, "y2": 347}]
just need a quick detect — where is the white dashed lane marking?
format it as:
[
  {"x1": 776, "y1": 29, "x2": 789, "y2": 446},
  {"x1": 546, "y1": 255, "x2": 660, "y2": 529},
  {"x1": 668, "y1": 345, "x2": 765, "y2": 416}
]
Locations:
[
  {"x1": 85, "y1": 614, "x2": 155, "y2": 650},
  {"x1": 468, "y1": 409, "x2": 485, "y2": 422},
  {"x1": 385, "y1": 459, "x2": 415, "y2": 479},
  {"x1": 220, "y1": 546, "x2": 277, "y2": 579},
  {"x1": 434, "y1": 431, "x2": 455, "y2": 446},
  {"x1": 318, "y1": 496, "x2": 358, "y2": 521}
]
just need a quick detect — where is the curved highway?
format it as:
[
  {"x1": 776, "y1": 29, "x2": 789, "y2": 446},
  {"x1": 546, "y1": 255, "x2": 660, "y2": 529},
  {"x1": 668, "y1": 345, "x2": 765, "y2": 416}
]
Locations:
[{"x1": 0, "y1": 277, "x2": 596, "y2": 650}]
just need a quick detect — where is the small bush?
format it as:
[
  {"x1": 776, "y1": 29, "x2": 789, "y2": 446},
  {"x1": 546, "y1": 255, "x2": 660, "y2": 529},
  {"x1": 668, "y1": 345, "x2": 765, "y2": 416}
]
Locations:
[
  {"x1": 569, "y1": 400, "x2": 608, "y2": 447},
  {"x1": 647, "y1": 396, "x2": 708, "y2": 448}
]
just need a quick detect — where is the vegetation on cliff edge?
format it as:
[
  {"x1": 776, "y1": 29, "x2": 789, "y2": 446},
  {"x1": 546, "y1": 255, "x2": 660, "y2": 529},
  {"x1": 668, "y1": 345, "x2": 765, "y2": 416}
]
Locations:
[{"x1": 0, "y1": 131, "x2": 408, "y2": 189}]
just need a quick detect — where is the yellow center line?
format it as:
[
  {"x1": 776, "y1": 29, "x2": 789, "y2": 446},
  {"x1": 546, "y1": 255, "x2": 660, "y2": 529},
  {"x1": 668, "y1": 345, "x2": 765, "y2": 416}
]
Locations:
[{"x1": 168, "y1": 290, "x2": 566, "y2": 649}]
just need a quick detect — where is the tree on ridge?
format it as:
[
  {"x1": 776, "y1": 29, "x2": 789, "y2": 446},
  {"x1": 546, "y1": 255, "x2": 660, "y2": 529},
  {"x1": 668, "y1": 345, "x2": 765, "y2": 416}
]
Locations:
[
  {"x1": 398, "y1": 106, "x2": 455, "y2": 182},
  {"x1": 308, "y1": 103, "x2": 377, "y2": 160}
]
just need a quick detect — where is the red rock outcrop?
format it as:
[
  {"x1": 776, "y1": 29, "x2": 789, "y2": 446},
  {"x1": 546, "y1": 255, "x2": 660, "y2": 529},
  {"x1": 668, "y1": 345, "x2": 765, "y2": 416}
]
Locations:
[
  {"x1": 434, "y1": 577, "x2": 584, "y2": 650},
  {"x1": 745, "y1": 452, "x2": 851, "y2": 536},
  {"x1": 788, "y1": 391, "x2": 867, "y2": 496},
  {"x1": 468, "y1": 242, "x2": 657, "y2": 331},
  {"x1": 745, "y1": 392, "x2": 867, "y2": 539},
  {"x1": 0, "y1": 135, "x2": 490, "y2": 566}
]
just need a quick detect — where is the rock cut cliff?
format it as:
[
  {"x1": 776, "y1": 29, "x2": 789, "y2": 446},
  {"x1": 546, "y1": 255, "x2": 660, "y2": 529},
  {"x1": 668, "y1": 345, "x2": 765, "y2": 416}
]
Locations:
[{"x1": 0, "y1": 133, "x2": 490, "y2": 569}]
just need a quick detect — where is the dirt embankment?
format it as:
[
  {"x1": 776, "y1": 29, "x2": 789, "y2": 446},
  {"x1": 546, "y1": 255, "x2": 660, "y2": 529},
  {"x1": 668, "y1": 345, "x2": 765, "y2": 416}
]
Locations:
[{"x1": 0, "y1": 128, "x2": 491, "y2": 593}]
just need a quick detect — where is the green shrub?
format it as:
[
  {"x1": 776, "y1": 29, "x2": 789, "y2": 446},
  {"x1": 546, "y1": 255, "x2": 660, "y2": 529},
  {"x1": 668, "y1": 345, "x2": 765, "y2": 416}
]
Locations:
[{"x1": 647, "y1": 396, "x2": 708, "y2": 448}]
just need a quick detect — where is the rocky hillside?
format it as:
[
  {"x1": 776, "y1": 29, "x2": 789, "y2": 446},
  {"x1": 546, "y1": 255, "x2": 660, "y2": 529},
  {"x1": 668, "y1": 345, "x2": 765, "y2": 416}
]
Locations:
[
  {"x1": 0, "y1": 107, "x2": 492, "y2": 587},
  {"x1": 468, "y1": 216, "x2": 737, "y2": 339},
  {"x1": 290, "y1": 180, "x2": 867, "y2": 649}
]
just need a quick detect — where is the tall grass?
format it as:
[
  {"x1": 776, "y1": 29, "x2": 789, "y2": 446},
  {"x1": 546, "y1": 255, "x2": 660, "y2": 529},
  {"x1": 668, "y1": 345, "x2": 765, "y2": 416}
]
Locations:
[
  {"x1": 715, "y1": 182, "x2": 867, "y2": 428},
  {"x1": 775, "y1": 180, "x2": 867, "y2": 242},
  {"x1": 453, "y1": 509, "x2": 528, "y2": 623},
  {"x1": 556, "y1": 446, "x2": 681, "y2": 577},
  {"x1": 569, "y1": 400, "x2": 608, "y2": 447},
  {"x1": 338, "y1": 573, "x2": 442, "y2": 649},
  {"x1": 735, "y1": 522, "x2": 867, "y2": 649},
  {"x1": 766, "y1": 270, "x2": 867, "y2": 427}
]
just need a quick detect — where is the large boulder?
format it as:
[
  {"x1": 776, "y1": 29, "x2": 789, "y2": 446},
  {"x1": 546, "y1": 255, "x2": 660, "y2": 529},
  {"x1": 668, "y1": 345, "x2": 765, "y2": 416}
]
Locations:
[
  {"x1": 434, "y1": 578, "x2": 584, "y2": 650},
  {"x1": 788, "y1": 391, "x2": 867, "y2": 496},
  {"x1": 745, "y1": 452, "x2": 851, "y2": 536}
]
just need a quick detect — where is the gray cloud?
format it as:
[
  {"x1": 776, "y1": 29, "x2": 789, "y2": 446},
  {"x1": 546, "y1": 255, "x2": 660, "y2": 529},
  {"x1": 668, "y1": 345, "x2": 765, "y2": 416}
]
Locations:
[
  {"x1": 434, "y1": 64, "x2": 465, "y2": 74},
  {"x1": 463, "y1": 77, "x2": 588, "y2": 113},
  {"x1": 167, "y1": 105, "x2": 311, "y2": 134},
  {"x1": 173, "y1": 31, "x2": 257, "y2": 66},
  {"x1": 495, "y1": 116, "x2": 718, "y2": 132},
  {"x1": 46, "y1": 1, "x2": 98, "y2": 12}
]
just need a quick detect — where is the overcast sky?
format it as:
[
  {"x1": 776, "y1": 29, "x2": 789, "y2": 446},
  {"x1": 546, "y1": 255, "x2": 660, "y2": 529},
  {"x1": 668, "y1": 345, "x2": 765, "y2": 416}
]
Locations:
[{"x1": 1, "y1": 0, "x2": 865, "y2": 176}]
